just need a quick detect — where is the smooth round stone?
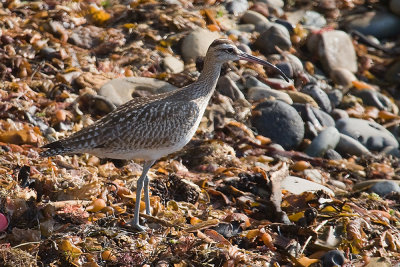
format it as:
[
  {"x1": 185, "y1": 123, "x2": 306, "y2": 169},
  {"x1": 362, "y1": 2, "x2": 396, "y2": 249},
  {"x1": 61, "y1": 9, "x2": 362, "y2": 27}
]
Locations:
[
  {"x1": 381, "y1": 146, "x2": 400, "y2": 158},
  {"x1": 324, "y1": 149, "x2": 342, "y2": 160},
  {"x1": 217, "y1": 76, "x2": 246, "y2": 101},
  {"x1": 351, "y1": 89, "x2": 392, "y2": 111},
  {"x1": 259, "y1": 0, "x2": 284, "y2": 8},
  {"x1": 252, "y1": 100, "x2": 304, "y2": 150},
  {"x1": 236, "y1": 24, "x2": 256, "y2": 32},
  {"x1": 99, "y1": 77, "x2": 177, "y2": 106},
  {"x1": 283, "y1": 90, "x2": 319, "y2": 107},
  {"x1": 285, "y1": 54, "x2": 304, "y2": 74},
  {"x1": 163, "y1": 56, "x2": 184, "y2": 74},
  {"x1": 237, "y1": 43, "x2": 252, "y2": 53},
  {"x1": 241, "y1": 10, "x2": 271, "y2": 32},
  {"x1": 343, "y1": 11, "x2": 400, "y2": 39},
  {"x1": 336, "y1": 133, "x2": 370, "y2": 157},
  {"x1": 181, "y1": 29, "x2": 220, "y2": 62},
  {"x1": 331, "y1": 109, "x2": 349, "y2": 120},
  {"x1": 318, "y1": 30, "x2": 358, "y2": 74},
  {"x1": 245, "y1": 76, "x2": 269, "y2": 89},
  {"x1": 370, "y1": 181, "x2": 400, "y2": 196},
  {"x1": 390, "y1": 0, "x2": 400, "y2": 16},
  {"x1": 305, "y1": 127, "x2": 340, "y2": 157},
  {"x1": 330, "y1": 67, "x2": 357, "y2": 87},
  {"x1": 301, "y1": 10, "x2": 326, "y2": 29},
  {"x1": 301, "y1": 84, "x2": 332, "y2": 113},
  {"x1": 254, "y1": 23, "x2": 292, "y2": 55},
  {"x1": 292, "y1": 104, "x2": 335, "y2": 128},
  {"x1": 327, "y1": 89, "x2": 343, "y2": 108},
  {"x1": 336, "y1": 118, "x2": 399, "y2": 151},
  {"x1": 275, "y1": 62, "x2": 293, "y2": 78},
  {"x1": 281, "y1": 176, "x2": 334, "y2": 196},
  {"x1": 225, "y1": 0, "x2": 249, "y2": 15},
  {"x1": 247, "y1": 86, "x2": 293, "y2": 104},
  {"x1": 321, "y1": 250, "x2": 345, "y2": 267}
]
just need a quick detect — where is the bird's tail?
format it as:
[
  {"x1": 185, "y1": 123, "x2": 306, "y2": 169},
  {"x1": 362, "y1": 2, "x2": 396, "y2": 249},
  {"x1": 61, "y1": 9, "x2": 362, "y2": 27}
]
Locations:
[{"x1": 40, "y1": 140, "x2": 71, "y2": 157}]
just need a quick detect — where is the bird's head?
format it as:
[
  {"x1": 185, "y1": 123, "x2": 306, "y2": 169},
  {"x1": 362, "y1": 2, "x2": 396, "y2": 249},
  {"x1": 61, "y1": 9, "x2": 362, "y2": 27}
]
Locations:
[{"x1": 207, "y1": 39, "x2": 289, "y2": 82}]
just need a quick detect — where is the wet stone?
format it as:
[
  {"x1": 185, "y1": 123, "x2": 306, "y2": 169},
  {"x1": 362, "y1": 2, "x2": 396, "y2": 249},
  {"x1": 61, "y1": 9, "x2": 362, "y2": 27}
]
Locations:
[
  {"x1": 370, "y1": 181, "x2": 400, "y2": 197},
  {"x1": 252, "y1": 100, "x2": 304, "y2": 150},
  {"x1": 254, "y1": 23, "x2": 292, "y2": 55},
  {"x1": 305, "y1": 127, "x2": 340, "y2": 157},
  {"x1": 336, "y1": 118, "x2": 399, "y2": 152},
  {"x1": 301, "y1": 83, "x2": 332, "y2": 113}
]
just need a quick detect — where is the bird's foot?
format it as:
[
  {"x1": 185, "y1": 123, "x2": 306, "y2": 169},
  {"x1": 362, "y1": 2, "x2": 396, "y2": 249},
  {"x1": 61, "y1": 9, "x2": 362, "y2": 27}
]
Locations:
[{"x1": 126, "y1": 221, "x2": 148, "y2": 232}]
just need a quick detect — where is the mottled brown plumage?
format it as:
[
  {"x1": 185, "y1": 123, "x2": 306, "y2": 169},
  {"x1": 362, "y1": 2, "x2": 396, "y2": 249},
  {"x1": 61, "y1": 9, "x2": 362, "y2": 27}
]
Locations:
[{"x1": 41, "y1": 39, "x2": 289, "y2": 231}]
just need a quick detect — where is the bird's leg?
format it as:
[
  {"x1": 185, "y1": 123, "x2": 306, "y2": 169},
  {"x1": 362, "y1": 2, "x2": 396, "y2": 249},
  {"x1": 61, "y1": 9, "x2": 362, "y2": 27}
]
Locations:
[
  {"x1": 143, "y1": 160, "x2": 155, "y2": 215},
  {"x1": 130, "y1": 160, "x2": 154, "y2": 231}
]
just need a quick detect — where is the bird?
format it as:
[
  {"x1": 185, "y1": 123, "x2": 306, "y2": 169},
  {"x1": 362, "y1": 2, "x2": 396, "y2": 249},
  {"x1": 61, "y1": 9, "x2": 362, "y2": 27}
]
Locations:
[{"x1": 40, "y1": 38, "x2": 289, "y2": 231}]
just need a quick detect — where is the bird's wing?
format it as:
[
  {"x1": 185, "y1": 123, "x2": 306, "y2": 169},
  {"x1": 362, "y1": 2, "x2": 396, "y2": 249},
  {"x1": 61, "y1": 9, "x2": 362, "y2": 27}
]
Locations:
[{"x1": 41, "y1": 93, "x2": 200, "y2": 156}]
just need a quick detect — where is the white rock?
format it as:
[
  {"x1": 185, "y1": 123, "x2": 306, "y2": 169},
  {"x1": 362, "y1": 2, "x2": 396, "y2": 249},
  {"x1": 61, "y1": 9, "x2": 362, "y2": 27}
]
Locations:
[
  {"x1": 163, "y1": 56, "x2": 184, "y2": 73},
  {"x1": 247, "y1": 86, "x2": 293, "y2": 104},
  {"x1": 281, "y1": 176, "x2": 334, "y2": 196}
]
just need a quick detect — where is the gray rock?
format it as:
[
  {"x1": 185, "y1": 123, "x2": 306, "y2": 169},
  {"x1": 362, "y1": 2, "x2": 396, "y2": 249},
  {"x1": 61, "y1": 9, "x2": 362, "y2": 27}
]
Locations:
[
  {"x1": 381, "y1": 146, "x2": 400, "y2": 158},
  {"x1": 336, "y1": 133, "x2": 370, "y2": 157},
  {"x1": 98, "y1": 77, "x2": 177, "y2": 106},
  {"x1": 370, "y1": 181, "x2": 400, "y2": 196},
  {"x1": 324, "y1": 149, "x2": 342, "y2": 160},
  {"x1": 292, "y1": 104, "x2": 335, "y2": 128},
  {"x1": 330, "y1": 67, "x2": 357, "y2": 87},
  {"x1": 318, "y1": 30, "x2": 357, "y2": 74},
  {"x1": 301, "y1": 83, "x2": 332, "y2": 113},
  {"x1": 351, "y1": 89, "x2": 392, "y2": 111},
  {"x1": 343, "y1": 11, "x2": 400, "y2": 39},
  {"x1": 252, "y1": 100, "x2": 304, "y2": 150},
  {"x1": 322, "y1": 250, "x2": 345, "y2": 267},
  {"x1": 336, "y1": 118, "x2": 399, "y2": 151},
  {"x1": 275, "y1": 62, "x2": 294, "y2": 79},
  {"x1": 163, "y1": 56, "x2": 184, "y2": 74},
  {"x1": 241, "y1": 10, "x2": 271, "y2": 32},
  {"x1": 390, "y1": 0, "x2": 400, "y2": 16},
  {"x1": 301, "y1": 10, "x2": 326, "y2": 29},
  {"x1": 327, "y1": 89, "x2": 343, "y2": 108},
  {"x1": 245, "y1": 76, "x2": 269, "y2": 89},
  {"x1": 255, "y1": 23, "x2": 292, "y2": 55},
  {"x1": 331, "y1": 109, "x2": 349, "y2": 120},
  {"x1": 217, "y1": 76, "x2": 246, "y2": 101},
  {"x1": 247, "y1": 86, "x2": 293, "y2": 104},
  {"x1": 281, "y1": 176, "x2": 334, "y2": 196},
  {"x1": 305, "y1": 127, "x2": 340, "y2": 157},
  {"x1": 225, "y1": 0, "x2": 249, "y2": 15},
  {"x1": 181, "y1": 29, "x2": 220, "y2": 62},
  {"x1": 236, "y1": 24, "x2": 256, "y2": 32}
]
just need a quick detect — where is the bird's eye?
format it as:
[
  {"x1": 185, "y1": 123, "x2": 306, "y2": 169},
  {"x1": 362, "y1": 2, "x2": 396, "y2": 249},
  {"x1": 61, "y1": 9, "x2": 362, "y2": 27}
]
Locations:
[{"x1": 226, "y1": 48, "x2": 234, "y2": 53}]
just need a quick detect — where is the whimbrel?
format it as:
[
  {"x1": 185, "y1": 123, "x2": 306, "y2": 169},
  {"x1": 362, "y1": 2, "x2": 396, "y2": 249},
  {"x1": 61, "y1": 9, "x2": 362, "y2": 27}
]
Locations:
[{"x1": 41, "y1": 39, "x2": 289, "y2": 231}]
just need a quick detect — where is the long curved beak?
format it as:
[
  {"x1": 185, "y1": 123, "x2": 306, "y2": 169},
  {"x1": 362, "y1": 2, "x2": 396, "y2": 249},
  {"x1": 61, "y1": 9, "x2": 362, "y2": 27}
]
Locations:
[{"x1": 239, "y1": 52, "x2": 290, "y2": 82}]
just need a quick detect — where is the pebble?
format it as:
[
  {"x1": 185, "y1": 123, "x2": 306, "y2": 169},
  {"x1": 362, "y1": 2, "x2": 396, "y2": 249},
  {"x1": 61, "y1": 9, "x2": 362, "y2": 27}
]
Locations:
[
  {"x1": 245, "y1": 76, "x2": 269, "y2": 89},
  {"x1": 304, "y1": 169, "x2": 324, "y2": 184},
  {"x1": 336, "y1": 118, "x2": 399, "y2": 151},
  {"x1": 217, "y1": 76, "x2": 246, "y2": 101},
  {"x1": 247, "y1": 86, "x2": 293, "y2": 104},
  {"x1": 181, "y1": 28, "x2": 220, "y2": 62},
  {"x1": 327, "y1": 89, "x2": 343, "y2": 108},
  {"x1": 293, "y1": 104, "x2": 335, "y2": 128},
  {"x1": 330, "y1": 67, "x2": 357, "y2": 87},
  {"x1": 331, "y1": 109, "x2": 349, "y2": 121},
  {"x1": 236, "y1": 24, "x2": 256, "y2": 32},
  {"x1": 252, "y1": 100, "x2": 304, "y2": 150},
  {"x1": 335, "y1": 133, "x2": 370, "y2": 157},
  {"x1": 381, "y1": 146, "x2": 400, "y2": 158},
  {"x1": 301, "y1": 83, "x2": 332, "y2": 113},
  {"x1": 281, "y1": 176, "x2": 334, "y2": 196},
  {"x1": 163, "y1": 56, "x2": 184, "y2": 74},
  {"x1": 259, "y1": 0, "x2": 284, "y2": 9},
  {"x1": 370, "y1": 181, "x2": 400, "y2": 197},
  {"x1": 241, "y1": 10, "x2": 271, "y2": 32},
  {"x1": 254, "y1": 23, "x2": 292, "y2": 55},
  {"x1": 301, "y1": 10, "x2": 326, "y2": 29},
  {"x1": 390, "y1": 0, "x2": 400, "y2": 16},
  {"x1": 98, "y1": 77, "x2": 177, "y2": 106},
  {"x1": 330, "y1": 180, "x2": 346, "y2": 190},
  {"x1": 351, "y1": 89, "x2": 392, "y2": 111},
  {"x1": 305, "y1": 127, "x2": 340, "y2": 157},
  {"x1": 343, "y1": 11, "x2": 400, "y2": 39},
  {"x1": 321, "y1": 250, "x2": 345, "y2": 267},
  {"x1": 318, "y1": 30, "x2": 358, "y2": 74},
  {"x1": 283, "y1": 90, "x2": 319, "y2": 107},
  {"x1": 225, "y1": 0, "x2": 249, "y2": 15}
]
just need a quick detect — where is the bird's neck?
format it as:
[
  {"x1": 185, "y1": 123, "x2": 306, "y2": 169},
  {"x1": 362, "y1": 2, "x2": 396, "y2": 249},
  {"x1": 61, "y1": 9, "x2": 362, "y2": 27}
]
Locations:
[{"x1": 192, "y1": 56, "x2": 223, "y2": 99}]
